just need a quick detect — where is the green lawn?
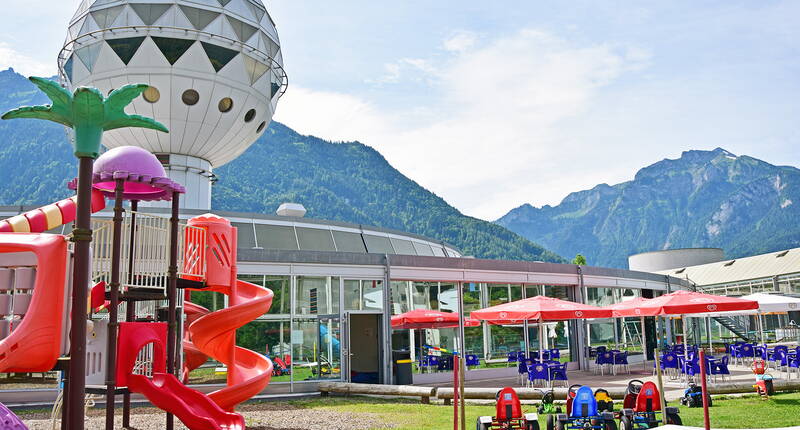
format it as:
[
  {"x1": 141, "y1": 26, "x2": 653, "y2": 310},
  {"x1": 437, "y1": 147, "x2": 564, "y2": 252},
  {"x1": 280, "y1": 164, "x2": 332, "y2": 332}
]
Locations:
[{"x1": 278, "y1": 391, "x2": 800, "y2": 429}]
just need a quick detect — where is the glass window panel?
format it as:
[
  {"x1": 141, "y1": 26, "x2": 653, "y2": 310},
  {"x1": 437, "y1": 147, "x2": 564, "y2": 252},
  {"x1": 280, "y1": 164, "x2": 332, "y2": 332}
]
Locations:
[
  {"x1": 296, "y1": 227, "x2": 336, "y2": 252},
  {"x1": 151, "y1": 37, "x2": 195, "y2": 65},
  {"x1": 179, "y1": 5, "x2": 219, "y2": 30},
  {"x1": 390, "y1": 281, "x2": 410, "y2": 314},
  {"x1": 264, "y1": 275, "x2": 289, "y2": 315},
  {"x1": 344, "y1": 280, "x2": 383, "y2": 311},
  {"x1": 187, "y1": 290, "x2": 225, "y2": 312},
  {"x1": 509, "y1": 284, "x2": 522, "y2": 302},
  {"x1": 364, "y1": 235, "x2": 393, "y2": 254},
  {"x1": 235, "y1": 320, "x2": 290, "y2": 381},
  {"x1": 390, "y1": 238, "x2": 415, "y2": 255},
  {"x1": 201, "y1": 41, "x2": 239, "y2": 72},
  {"x1": 295, "y1": 276, "x2": 339, "y2": 316},
  {"x1": 254, "y1": 224, "x2": 297, "y2": 250},
  {"x1": 488, "y1": 325, "x2": 524, "y2": 359},
  {"x1": 431, "y1": 246, "x2": 446, "y2": 257},
  {"x1": 292, "y1": 317, "x2": 341, "y2": 381},
  {"x1": 412, "y1": 241, "x2": 434, "y2": 256},
  {"x1": 332, "y1": 231, "x2": 366, "y2": 253},
  {"x1": 488, "y1": 284, "x2": 510, "y2": 306},
  {"x1": 107, "y1": 37, "x2": 146, "y2": 65},
  {"x1": 464, "y1": 326, "x2": 484, "y2": 356},
  {"x1": 438, "y1": 283, "x2": 458, "y2": 312},
  {"x1": 232, "y1": 222, "x2": 256, "y2": 249},
  {"x1": 130, "y1": 3, "x2": 170, "y2": 25},
  {"x1": 462, "y1": 283, "x2": 481, "y2": 313},
  {"x1": 411, "y1": 282, "x2": 430, "y2": 310}
]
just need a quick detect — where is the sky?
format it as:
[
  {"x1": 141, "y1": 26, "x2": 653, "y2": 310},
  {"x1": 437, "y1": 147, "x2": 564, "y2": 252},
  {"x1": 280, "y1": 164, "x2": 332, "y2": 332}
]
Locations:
[{"x1": 1, "y1": 1, "x2": 798, "y2": 220}]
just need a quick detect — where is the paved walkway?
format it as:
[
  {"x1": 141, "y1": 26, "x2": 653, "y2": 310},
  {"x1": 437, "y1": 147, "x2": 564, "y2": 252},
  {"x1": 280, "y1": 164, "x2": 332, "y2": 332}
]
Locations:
[{"x1": 425, "y1": 361, "x2": 767, "y2": 400}]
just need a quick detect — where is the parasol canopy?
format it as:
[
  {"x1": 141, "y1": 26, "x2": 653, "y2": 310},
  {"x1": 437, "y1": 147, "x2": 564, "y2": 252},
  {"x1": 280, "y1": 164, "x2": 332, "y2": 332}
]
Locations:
[
  {"x1": 391, "y1": 309, "x2": 480, "y2": 330},
  {"x1": 471, "y1": 296, "x2": 611, "y2": 323},
  {"x1": 606, "y1": 290, "x2": 758, "y2": 317}
]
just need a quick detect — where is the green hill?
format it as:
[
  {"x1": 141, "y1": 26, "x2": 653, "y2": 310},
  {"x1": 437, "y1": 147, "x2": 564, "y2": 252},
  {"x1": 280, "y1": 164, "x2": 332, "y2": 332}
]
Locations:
[{"x1": 0, "y1": 68, "x2": 562, "y2": 262}]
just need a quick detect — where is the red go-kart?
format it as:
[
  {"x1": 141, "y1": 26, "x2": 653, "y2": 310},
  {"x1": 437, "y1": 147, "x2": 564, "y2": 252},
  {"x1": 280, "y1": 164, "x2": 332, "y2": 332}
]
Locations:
[{"x1": 476, "y1": 387, "x2": 540, "y2": 430}]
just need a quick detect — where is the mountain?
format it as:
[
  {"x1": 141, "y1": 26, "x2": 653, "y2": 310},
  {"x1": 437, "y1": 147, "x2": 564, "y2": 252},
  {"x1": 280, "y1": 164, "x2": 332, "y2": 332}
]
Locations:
[
  {"x1": 497, "y1": 148, "x2": 800, "y2": 268},
  {"x1": 0, "y1": 68, "x2": 562, "y2": 263}
]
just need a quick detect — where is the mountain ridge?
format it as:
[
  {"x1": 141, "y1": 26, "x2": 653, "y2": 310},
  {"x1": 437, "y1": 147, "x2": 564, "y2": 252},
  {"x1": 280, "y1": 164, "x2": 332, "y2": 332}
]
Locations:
[{"x1": 496, "y1": 147, "x2": 800, "y2": 268}]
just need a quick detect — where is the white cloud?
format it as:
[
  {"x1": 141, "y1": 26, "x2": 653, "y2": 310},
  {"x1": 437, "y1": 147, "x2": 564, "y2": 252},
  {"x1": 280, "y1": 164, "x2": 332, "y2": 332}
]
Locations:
[
  {"x1": 0, "y1": 42, "x2": 55, "y2": 77},
  {"x1": 443, "y1": 31, "x2": 477, "y2": 52},
  {"x1": 276, "y1": 29, "x2": 650, "y2": 220}
]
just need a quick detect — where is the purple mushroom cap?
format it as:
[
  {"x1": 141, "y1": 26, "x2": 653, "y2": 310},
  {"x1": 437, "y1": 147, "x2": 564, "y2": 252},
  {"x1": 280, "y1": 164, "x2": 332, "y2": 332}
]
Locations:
[{"x1": 68, "y1": 146, "x2": 185, "y2": 201}]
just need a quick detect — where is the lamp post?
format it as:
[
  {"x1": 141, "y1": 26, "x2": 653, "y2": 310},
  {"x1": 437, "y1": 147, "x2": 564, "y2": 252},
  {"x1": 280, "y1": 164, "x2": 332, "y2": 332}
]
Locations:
[{"x1": 2, "y1": 78, "x2": 167, "y2": 430}]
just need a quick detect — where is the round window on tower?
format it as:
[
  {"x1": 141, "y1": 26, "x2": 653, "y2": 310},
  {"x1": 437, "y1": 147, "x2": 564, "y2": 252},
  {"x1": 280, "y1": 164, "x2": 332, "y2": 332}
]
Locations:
[
  {"x1": 244, "y1": 109, "x2": 256, "y2": 122},
  {"x1": 142, "y1": 86, "x2": 160, "y2": 103},
  {"x1": 182, "y1": 89, "x2": 200, "y2": 106},
  {"x1": 256, "y1": 121, "x2": 266, "y2": 133},
  {"x1": 218, "y1": 97, "x2": 233, "y2": 113}
]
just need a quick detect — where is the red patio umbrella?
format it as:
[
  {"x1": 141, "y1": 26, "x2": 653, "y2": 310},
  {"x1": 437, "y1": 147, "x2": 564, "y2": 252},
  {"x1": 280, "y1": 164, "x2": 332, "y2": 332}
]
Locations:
[
  {"x1": 391, "y1": 309, "x2": 480, "y2": 330},
  {"x1": 607, "y1": 290, "x2": 758, "y2": 317},
  {"x1": 471, "y1": 296, "x2": 611, "y2": 323},
  {"x1": 472, "y1": 296, "x2": 612, "y2": 362}
]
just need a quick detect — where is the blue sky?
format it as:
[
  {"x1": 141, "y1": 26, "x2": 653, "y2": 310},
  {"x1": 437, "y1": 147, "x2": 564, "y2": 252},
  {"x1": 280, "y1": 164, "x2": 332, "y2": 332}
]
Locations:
[{"x1": 1, "y1": 1, "x2": 798, "y2": 219}]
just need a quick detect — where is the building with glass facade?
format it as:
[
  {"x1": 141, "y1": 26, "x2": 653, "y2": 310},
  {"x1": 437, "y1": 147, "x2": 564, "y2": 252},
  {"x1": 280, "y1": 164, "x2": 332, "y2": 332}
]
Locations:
[{"x1": 0, "y1": 204, "x2": 693, "y2": 395}]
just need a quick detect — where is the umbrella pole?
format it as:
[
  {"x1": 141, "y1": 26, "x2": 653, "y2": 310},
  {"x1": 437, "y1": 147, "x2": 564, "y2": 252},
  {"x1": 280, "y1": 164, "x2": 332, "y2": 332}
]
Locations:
[
  {"x1": 524, "y1": 320, "x2": 530, "y2": 359},
  {"x1": 654, "y1": 347, "x2": 668, "y2": 423},
  {"x1": 758, "y1": 313, "x2": 766, "y2": 345},
  {"x1": 706, "y1": 317, "x2": 713, "y2": 352},
  {"x1": 641, "y1": 316, "x2": 648, "y2": 371},
  {"x1": 682, "y1": 316, "x2": 689, "y2": 384}
]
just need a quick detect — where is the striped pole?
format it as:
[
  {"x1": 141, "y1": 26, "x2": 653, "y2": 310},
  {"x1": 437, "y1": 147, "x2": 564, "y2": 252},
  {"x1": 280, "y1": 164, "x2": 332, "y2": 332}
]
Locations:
[{"x1": 0, "y1": 189, "x2": 106, "y2": 233}]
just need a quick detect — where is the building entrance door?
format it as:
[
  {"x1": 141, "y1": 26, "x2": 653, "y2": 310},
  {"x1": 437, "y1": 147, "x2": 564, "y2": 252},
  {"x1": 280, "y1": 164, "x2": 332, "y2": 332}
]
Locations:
[{"x1": 343, "y1": 312, "x2": 383, "y2": 384}]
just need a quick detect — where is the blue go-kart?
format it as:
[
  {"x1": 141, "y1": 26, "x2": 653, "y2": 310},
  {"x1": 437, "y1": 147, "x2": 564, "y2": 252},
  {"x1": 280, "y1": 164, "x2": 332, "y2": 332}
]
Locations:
[
  {"x1": 551, "y1": 385, "x2": 617, "y2": 430},
  {"x1": 619, "y1": 380, "x2": 682, "y2": 429}
]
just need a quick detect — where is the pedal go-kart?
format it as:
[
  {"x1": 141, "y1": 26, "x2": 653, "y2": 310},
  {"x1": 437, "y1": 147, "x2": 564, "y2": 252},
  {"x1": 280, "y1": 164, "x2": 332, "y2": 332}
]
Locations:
[
  {"x1": 476, "y1": 387, "x2": 540, "y2": 430},
  {"x1": 536, "y1": 389, "x2": 562, "y2": 415},
  {"x1": 550, "y1": 385, "x2": 616, "y2": 430},
  {"x1": 595, "y1": 388, "x2": 614, "y2": 413},
  {"x1": 619, "y1": 380, "x2": 682, "y2": 429}
]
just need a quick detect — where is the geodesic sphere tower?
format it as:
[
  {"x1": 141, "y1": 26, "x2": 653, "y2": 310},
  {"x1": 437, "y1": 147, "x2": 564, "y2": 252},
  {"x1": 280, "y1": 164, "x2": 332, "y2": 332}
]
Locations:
[{"x1": 58, "y1": 0, "x2": 287, "y2": 209}]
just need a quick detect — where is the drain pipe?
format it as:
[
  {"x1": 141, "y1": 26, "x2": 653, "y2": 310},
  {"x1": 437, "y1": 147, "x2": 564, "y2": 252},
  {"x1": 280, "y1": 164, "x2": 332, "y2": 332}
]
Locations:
[{"x1": 383, "y1": 254, "x2": 393, "y2": 385}]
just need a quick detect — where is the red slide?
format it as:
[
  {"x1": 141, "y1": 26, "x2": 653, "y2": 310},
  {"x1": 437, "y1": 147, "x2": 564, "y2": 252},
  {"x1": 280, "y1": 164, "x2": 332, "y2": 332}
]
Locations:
[
  {"x1": 119, "y1": 322, "x2": 245, "y2": 430},
  {"x1": 183, "y1": 214, "x2": 274, "y2": 411},
  {"x1": 182, "y1": 300, "x2": 210, "y2": 382},
  {"x1": 0, "y1": 234, "x2": 69, "y2": 373},
  {"x1": 127, "y1": 373, "x2": 244, "y2": 430}
]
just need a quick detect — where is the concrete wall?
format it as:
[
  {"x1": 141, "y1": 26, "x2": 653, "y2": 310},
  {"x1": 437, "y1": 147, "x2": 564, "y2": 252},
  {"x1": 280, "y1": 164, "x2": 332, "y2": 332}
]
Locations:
[{"x1": 629, "y1": 248, "x2": 724, "y2": 272}]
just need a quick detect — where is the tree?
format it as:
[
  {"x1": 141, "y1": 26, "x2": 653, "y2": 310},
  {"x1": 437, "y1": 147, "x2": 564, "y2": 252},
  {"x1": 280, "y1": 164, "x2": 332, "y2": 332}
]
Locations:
[{"x1": 572, "y1": 254, "x2": 587, "y2": 265}]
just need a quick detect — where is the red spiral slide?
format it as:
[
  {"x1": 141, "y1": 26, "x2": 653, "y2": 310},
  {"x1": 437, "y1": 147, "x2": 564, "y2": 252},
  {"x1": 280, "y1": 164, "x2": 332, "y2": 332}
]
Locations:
[
  {"x1": 183, "y1": 214, "x2": 274, "y2": 411},
  {"x1": 125, "y1": 214, "x2": 273, "y2": 429}
]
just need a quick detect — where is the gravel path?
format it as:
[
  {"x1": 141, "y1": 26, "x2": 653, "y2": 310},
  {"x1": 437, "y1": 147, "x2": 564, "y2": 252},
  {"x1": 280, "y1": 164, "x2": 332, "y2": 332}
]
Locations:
[{"x1": 22, "y1": 402, "x2": 394, "y2": 430}]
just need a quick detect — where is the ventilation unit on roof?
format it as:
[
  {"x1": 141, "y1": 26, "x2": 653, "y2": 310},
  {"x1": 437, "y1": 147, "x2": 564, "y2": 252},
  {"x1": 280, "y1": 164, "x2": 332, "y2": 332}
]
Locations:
[
  {"x1": 276, "y1": 203, "x2": 306, "y2": 218},
  {"x1": 723, "y1": 260, "x2": 736, "y2": 267},
  {"x1": 776, "y1": 250, "x2": 790, "y2": 258},
  {"x1": 675, "y1": 268, "x2": 686, "y2": 274}
]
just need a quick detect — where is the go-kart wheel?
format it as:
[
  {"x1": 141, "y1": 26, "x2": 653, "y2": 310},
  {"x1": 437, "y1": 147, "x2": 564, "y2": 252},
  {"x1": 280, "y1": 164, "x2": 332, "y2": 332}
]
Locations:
[
  {"x1": 666, "y1": 412, "x2": 682, "y2": 425},
  {"x1": 626, "y1": 380, "x2": 644, "y2": 396},
  {"x1": 619, "y1": 416, "x2": 633, "y2": 430},
  {"x1": 525, "y1": 419, "x2": 540, "y2": 430},
  {"x1": 475, "y1": 418, "x2": 489, "y2": 430},
  {"x1": 554, "y1": 419, "x2": 565, "y2": 430},
  {"x1": 603, "y1": 419, "x2": 618, "y2": 430},
  {"x1": 546, "y1": 414, "x2": 555, "y2": 430}
]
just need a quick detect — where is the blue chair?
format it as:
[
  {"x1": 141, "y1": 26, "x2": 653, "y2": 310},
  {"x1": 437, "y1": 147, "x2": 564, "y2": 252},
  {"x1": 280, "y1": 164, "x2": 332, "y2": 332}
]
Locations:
[
  {"x1": 549, "y1": 363, "x2": 568, "y2": 387},
  {"x1": 517, "y1": 359, "x2": 530, "y2": 384},
  {"x1": 465, "y1": 354, "x2": 480, "y2": 368},
  {"x1": 549, "y1": 348, "x2": 561, "y2": 360},
  {"x1": 787, "y1": 353, "x2": 799, "y2": 379},
  {"x1": 711, "y1": 355, "x2": 730, "y2": 382},
  {"x1": 507, "y1": 351, "x2": 518, "y2": 367},
  {"x1": 595, "y1": 351, "x2": 614, "y2": 375},
  {"x1": 426, "y1": 355, "x2": 440, "y2": 372},
  {"x1": 526, "y1": 363, "x2": 549, "y2": 387},
  {"x1": 614, "y1": 351, "x2": 630, "y2": 374}
]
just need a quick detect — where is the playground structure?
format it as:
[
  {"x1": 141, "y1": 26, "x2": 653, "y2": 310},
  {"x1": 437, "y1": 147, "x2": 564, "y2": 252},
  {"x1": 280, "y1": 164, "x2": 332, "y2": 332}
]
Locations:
[{"x1": 0, "y1": 145, "x2": 274, "y2": 429}]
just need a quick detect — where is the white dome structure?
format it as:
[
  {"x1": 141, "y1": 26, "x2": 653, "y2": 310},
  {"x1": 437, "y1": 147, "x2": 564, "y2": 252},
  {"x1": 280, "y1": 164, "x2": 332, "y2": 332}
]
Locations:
[{"x1": 58, "y1": 0, "x2": 287, "y2": 209}]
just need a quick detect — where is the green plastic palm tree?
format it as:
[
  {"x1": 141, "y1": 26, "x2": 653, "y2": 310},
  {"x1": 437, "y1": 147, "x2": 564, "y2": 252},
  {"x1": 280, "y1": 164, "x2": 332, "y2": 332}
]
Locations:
[{"x1": 1, "y1": 76, "x2": 167, "y2": 158}]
